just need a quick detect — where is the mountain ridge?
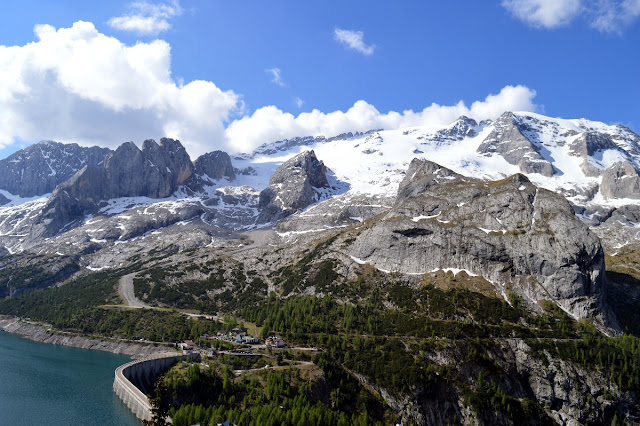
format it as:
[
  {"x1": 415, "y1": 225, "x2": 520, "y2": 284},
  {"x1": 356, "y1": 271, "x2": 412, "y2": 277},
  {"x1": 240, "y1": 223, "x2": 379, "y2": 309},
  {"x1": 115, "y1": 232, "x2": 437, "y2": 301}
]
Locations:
[{"x1": 0, "y1": 110, "x2": 638, "y2": 331}]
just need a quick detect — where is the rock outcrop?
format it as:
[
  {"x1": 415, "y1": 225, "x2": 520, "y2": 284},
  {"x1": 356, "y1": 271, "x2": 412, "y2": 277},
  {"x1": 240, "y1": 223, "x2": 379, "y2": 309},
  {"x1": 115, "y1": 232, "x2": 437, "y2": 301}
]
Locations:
[
  {"x1": 600, "y1": 161, "x2": 640, "y2": 199},
  {"x1": 32, "y1": 138, "x2": 195, "y2": 237},
  {"x1": 478, "y1": 112, "x2": 555, "y2": 177},
  {"x1": 423, "y1": 116, "x2": 478, "y2": 144},
  {"x1": 257, "y1": 150, "x2": 330, "y2": 223},
  {"x1": 348, "y1": 158, "x2": 610, "y2": 323},
  {"x1": 0, "y1": 141, "x2": 111, "y2": 197},
  {"x1": 194, "y1": 150, "x2": 236, "y2": 182}
]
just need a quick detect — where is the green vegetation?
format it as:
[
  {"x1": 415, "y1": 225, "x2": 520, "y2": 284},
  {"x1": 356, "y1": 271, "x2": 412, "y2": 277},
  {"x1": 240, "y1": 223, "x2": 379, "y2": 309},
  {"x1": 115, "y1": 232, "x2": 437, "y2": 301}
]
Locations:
[
  {"x1": 0, "y1": 270, "x2": 120, "y2": 323},
  {"x1": 271, "y1": 235, "x2": 339, "y2": 295},
  {"x1": 0, "y1": 269, "x2": 224, "y2": 342},
  {"x1": 530, "y1": 322, "x2": 640, "y2": 393},
  {"x1": 0, "y1": 254, "x2": 79, "y2": 298},
  {"x1": 604, "y1": 250, "x2": 640, "y2": 336},
  {"x1": 464, "y1": 379, "x2": 552, "y2": 425},
  {"x1": 2, "y1": 247, "x2": 639, "y2": 423},
  {"x1": 155, "y1": 358, "x2": 392, "y2": 426},
  {"x1": 134, "y1": 262, "x2": 268, "y2": 313}
]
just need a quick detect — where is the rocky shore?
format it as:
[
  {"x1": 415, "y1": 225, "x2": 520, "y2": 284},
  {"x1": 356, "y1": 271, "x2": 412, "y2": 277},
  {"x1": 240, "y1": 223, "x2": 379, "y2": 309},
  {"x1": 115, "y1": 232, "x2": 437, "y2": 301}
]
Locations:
[{"x1": 0, "y1": 315, "x2": 172, "y2": 359}]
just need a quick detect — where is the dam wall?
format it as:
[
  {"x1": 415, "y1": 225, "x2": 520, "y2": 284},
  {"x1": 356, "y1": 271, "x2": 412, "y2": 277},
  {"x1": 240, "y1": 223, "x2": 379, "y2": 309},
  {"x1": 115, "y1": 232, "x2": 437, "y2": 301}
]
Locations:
[{"x1": 113, "y1": 352, "x2": 198, "y2": 421}]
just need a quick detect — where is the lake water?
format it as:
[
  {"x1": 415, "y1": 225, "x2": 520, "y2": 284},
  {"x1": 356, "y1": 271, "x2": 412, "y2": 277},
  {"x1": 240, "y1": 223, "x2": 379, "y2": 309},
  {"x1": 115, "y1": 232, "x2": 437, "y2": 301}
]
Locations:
[{"x1": 0, "y1": 329, "x2": 140, "y2": 425}]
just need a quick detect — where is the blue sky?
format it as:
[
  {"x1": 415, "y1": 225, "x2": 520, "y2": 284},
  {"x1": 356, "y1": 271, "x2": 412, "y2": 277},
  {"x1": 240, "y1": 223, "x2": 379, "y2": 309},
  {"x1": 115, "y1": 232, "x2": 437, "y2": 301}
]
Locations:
[{"x1": 0, "y1": 0, "x2": 638, "y2": 158}]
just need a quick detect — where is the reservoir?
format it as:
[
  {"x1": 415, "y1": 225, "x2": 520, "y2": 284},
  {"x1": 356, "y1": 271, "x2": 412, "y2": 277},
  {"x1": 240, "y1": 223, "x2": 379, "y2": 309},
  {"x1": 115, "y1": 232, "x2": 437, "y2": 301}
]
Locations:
[{"x1": 0, "y1": 329, "x2": 140, "y2": 425}]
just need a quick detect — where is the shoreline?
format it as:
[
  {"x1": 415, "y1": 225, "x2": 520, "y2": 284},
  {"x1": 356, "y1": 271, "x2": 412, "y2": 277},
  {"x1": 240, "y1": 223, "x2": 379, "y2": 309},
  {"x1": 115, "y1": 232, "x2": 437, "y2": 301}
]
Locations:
[{"x1": 0, "y1": 315, "x2": 174, "y2": 359}]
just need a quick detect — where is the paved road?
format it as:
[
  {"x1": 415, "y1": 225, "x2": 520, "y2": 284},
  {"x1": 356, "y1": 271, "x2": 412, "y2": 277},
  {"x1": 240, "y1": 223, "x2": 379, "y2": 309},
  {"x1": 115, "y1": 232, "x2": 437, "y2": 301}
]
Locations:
[{"x1": 118, "y1": 273, "x2": 149, "y2": 308}]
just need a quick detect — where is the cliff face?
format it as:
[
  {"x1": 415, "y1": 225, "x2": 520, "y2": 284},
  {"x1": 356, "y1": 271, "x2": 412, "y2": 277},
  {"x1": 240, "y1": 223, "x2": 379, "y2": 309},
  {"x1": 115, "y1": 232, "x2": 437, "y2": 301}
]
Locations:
[
  {"x1": 0, "y1": 141, "x2": 111, "y2": 197},
  {"x1": 349, "y1": 159, "x2": 610, "y2": 323},
  {"x1": 257, "y1": 150, "x2": 330, "y2": 223},
  {"x1": 31, "y1": 138, "x2": 195, "y2": 237},
  {"x1": 391, "y1": 338, "x2": 639, "y2": 425},
  {"x1": 477, "y1": 112, "x2": 555, "y2": 177},
  {"x1": 194, "y1": 150, "x2": 236, "y2": 182}
]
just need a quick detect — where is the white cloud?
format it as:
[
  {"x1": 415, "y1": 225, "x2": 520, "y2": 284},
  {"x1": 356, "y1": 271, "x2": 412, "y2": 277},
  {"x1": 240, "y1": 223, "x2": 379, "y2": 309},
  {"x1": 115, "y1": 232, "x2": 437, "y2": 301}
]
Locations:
[
  {"x1": 108, "y1": 0, "x2": 182, "y2": 35},
  {"x1": 224, "y1": 85, "x2": 538, "y2": 153},
  {"x1": 0, "y1": 21, "x2": 540, "y2": 163},
  {"x1": 501, "y1": 0, "x2": 582, "y2": 28},
  {"x1": 0, "y1": 21, "x2": 239, "y2": 158},
  {"x1": 333, "y1": 29, "x2": 375, "y2": 55},
  {"x1": 589, "y1": 0, "x2": 640, "y2": 33},
  {"x1": 266, "y1": 67, "x2": 285, "y2": 87},
  {"x1": 294, "y1": 97, "x2": 304, "y2": 108},
  {"x1": 503, "y1": 0, "x2": 640, "y2": 32}
]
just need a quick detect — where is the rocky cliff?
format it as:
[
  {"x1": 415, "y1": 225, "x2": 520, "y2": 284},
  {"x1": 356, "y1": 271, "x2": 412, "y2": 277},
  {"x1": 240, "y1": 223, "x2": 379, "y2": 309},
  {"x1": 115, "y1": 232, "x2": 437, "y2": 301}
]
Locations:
[
  {"x1": 32, "y1": 138, "x2": 195, "y2": 237},
  {"x1": 194, "y1": 150, "x2": 236, "y2": 183},
  {"x1": 257, "y1": 150, "x2": 330, "y2": 223},
  {"x1": 0, "y1": 141, "x2": 111, "y2": 197},
  {"x1": 477, "y1": 112, "x2": 556, "y2": 177},
  {"x1": 348, "y1": 158, "x2": 610, "y2": 323}
]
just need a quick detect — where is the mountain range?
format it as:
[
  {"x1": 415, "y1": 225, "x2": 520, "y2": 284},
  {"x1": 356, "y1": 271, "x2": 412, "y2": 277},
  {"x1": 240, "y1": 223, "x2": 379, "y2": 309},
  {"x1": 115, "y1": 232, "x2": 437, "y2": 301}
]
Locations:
[
  {"x1": 1, "y1": 111, "x2": 639, "y2": 317},
  {"x1": 1, "y1": 110, "x2": 640, "y2": 423}
]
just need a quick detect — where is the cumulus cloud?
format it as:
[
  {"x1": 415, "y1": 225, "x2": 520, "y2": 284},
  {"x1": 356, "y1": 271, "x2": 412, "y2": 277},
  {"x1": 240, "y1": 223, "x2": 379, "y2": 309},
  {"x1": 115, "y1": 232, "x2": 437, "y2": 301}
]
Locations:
[
  {"x1": 266, "y1": 67, "x2": 285, "y2": 87},
  {"x1": 0, "y1": 21, "x2": 539, "y2": 162},
  {"x1": 0, "y1": 21, "x2": 239, "y2": 158},
  {"x1": 333, "y1": 29, "x2": 375, "y2": 55},
  {"x1": 108, "y1": 0, "x2": 182, "y2": 35},
  {"x1": 501, "y1": 0, "x2": 582, "y2": 28},
  {"x1": 224, "y1": 85, "x2": 538, "y2": 153}
]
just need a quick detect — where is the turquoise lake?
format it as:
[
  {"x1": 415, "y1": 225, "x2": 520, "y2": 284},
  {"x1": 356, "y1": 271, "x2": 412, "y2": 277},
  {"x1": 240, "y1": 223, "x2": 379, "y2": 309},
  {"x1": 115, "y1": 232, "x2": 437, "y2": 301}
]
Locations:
[{"x1": 0, "y1": 329, "x2": 140, "y2": 425}]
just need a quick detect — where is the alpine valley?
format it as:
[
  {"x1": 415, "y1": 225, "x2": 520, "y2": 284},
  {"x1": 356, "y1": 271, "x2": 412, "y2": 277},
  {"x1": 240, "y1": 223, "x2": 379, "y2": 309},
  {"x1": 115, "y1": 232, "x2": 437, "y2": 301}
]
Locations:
[{"x1": 2, "y1": 111, "x2": 640, "y2": 425}]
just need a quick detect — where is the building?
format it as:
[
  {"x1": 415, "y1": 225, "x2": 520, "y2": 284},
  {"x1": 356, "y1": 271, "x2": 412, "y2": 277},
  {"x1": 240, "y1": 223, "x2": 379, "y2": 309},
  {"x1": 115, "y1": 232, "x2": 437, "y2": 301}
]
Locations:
[
  {"x1": 231, "y1": 327, "x2": 247, "y2": 337},
  {"x1": 242, "y1": 335, "x2": 259, "y2": 344},
  {"x1": 265, "y1": 336, "x2": 285, "y2": 348},
  {"x1": 179, "y1": 340, "x2": 195, "y2": 353}
]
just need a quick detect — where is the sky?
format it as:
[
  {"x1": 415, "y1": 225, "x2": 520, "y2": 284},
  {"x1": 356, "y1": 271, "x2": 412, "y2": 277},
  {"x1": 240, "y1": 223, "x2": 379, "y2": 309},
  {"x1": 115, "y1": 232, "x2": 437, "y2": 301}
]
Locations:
[{"x1": 0, "y1": 0, "x2": 638, "y2": 159}]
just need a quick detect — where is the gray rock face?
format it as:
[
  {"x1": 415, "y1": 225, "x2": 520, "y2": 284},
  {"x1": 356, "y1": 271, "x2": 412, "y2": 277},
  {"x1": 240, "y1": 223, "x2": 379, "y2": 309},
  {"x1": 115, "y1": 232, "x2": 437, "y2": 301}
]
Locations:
[
  {"x1": 568, "y1": 132, "x2": 620, "y2": 177},
  {"x1": 422, "y1": 116, "x2": 477, "y2": 144},
  {"x1": 258, "y1": 150, "x2": 330, "y2": 223},
  {"x1": 348, "y1": 158, "x2": 609, "y2": 322},
  {"x1": 102, "y1": 138, "x2": 194, "y2": 199},
  {"x1": 194, "y1": 151, "x2": 236, "y2": 182},
  {"x1": 569, "y1": 132, "x2": 618, "y2": 157},
  {"x1": 250, "y1": 130, "x2": 380, "y2": 157},
  {"x1": 33, "y1": 138, "x2": 195, "y2": 237},
  {"x1": 600, "y1": 161, "x2": 640, "y2": 199},
  {"x1": 0, "y1": 141, "x2": 111, "y2": 197},
  {"x1": 477, "y1": 112, "x2": 555, "y2": 177},
  {"x1": 0, "y1": 193, "x2": 9, "y2": 206}
]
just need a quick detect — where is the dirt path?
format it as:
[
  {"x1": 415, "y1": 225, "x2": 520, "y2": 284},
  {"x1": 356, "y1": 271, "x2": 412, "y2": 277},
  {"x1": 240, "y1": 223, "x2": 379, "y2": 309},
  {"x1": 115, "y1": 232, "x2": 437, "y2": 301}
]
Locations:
[{"x1": 118, "y1": 273, "x2": 149, "y2": 308}]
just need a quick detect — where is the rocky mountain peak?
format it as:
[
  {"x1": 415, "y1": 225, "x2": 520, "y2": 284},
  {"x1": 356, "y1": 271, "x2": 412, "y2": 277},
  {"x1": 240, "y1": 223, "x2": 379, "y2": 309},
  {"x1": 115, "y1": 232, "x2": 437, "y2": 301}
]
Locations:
[
  {"x1": 477, "y1": 111, "x2": 555, "y2": 177},
  {"x1": 569, "y1": 132, "x2": 618, "y2": 158},
  {"x1": 349, "y1": 158, "x2": 609, "y2": 323},
  {"x1": 194, "y1": 151, "x2": 236, "y2": 182},
  {"x1": 33, "y1": 138, "x2": 196, "y2": 237},
  {"x1": 272, "y1": 149, "x2": 329, "y2": 189},
  {"x1": 0, "y1": 141, "x2": 111, "y2": 197},
  {"x1": 257, "y1": 150, "x2": 330, "y2": 223},
  {"x1": 397, "y1": 158, "x2": 466, "y2": 204}
]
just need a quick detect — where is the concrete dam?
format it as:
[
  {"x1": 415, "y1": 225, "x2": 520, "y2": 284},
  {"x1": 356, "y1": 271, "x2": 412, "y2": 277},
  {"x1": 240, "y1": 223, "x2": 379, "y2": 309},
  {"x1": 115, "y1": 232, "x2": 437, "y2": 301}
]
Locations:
[{"x1": 113, "y1": 352, "x2": 198, "y2": 421}]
